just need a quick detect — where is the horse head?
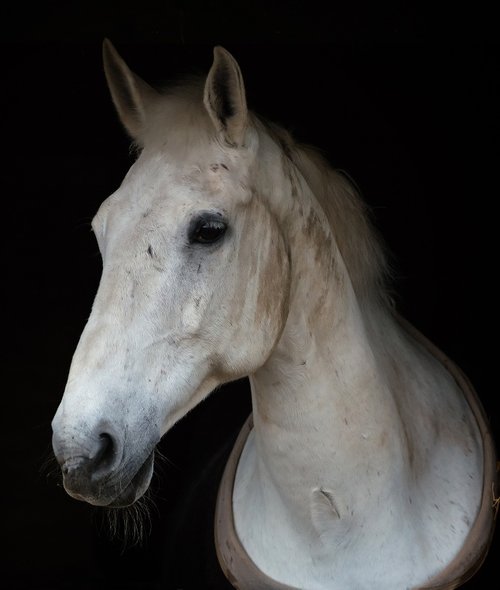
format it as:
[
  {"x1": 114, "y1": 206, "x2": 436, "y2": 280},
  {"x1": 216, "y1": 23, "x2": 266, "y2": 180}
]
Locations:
[{"x1": 51, "y1": 42, "x2": 290, "y2": 507}]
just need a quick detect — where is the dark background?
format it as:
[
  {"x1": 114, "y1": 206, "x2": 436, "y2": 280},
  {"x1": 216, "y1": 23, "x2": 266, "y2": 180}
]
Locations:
[{"x1": 3, "y1": 2, "x2": 498, "y2": 589}]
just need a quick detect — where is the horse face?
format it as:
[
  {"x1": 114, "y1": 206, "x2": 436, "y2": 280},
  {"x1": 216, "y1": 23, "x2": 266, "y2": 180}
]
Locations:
[{"x1": 51, "y1": 45, "x2": 290, "y2": 507}]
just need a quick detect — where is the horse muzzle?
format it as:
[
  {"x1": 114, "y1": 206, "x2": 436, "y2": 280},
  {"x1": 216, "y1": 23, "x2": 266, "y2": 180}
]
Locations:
[{"x1": 52, "y1": 420, "x2": 156, "y2": 507}]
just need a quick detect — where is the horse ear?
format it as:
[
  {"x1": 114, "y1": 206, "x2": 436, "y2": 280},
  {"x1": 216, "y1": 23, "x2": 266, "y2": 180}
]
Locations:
[
  {"x1": 204, "y1": 46, "x2": 248, "y2": 147},
  {"x1": 102, "y1": 38, "x2": 158, "y2": 140}
]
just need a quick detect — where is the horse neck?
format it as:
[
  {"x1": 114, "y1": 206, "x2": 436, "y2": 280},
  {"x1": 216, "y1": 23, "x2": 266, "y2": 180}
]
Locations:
[
  {"x1": 234, "y1": 157, "x2": 485, "y2": 588},
  {"x1": 248, "y1": 189, "x2": 405, "y2": 520}
]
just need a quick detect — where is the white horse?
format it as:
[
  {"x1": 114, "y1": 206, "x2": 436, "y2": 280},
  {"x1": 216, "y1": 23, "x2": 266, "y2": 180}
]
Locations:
[{"x1": 52, "y1": 42, "x2": 496, "y2": 590}]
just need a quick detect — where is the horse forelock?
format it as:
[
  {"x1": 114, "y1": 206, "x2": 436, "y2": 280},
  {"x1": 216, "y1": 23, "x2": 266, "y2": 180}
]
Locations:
[{"x1": 135, "y1": 77, "x2": 215, "y2": 156}]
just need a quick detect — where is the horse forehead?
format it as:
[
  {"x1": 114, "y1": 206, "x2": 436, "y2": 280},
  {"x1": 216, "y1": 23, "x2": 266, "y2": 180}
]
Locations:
[{"x1": 121, "y1": 151, "x2": 247, "y2": 205}]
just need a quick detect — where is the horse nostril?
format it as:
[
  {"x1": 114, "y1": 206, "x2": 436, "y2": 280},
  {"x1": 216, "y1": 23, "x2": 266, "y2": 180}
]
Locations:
[{"x1": 93, "y1": 432, "x2": 118, "y2": 473}]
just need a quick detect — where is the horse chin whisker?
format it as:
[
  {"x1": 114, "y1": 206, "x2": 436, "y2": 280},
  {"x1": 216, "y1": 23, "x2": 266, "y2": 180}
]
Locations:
[
  {"x1": 154, "y1": 445, "x2": 179, "y2": 474},
  {"x1": 101, "y1": 491, "x2": 155, "y2": 549}
]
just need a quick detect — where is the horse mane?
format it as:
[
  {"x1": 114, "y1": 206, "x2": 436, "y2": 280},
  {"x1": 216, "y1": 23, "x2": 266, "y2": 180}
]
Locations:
[
  {"x1": 138, "y1": 78, "x2": 392, "y2": 306},
  {"x1": 254, "y1": 119, "x2": 393, "y2": 306}
]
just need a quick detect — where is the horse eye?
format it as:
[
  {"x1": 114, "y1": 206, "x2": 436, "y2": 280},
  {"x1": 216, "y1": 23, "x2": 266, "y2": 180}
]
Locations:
[{"x1": 191, "y1": 219, "x2": 227, "y2": 244}]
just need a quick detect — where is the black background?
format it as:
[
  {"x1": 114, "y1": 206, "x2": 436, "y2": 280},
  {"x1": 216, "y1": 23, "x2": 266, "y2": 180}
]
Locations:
[{"x1": 3, "y1": 2, "x2": 498, "y2": 589}]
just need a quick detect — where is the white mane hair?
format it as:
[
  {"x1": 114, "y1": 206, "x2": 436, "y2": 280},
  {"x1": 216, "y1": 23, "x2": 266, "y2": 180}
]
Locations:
[
  {"x1": 130, "y1": 77, "x2": 392, "y2": 306},
  {"x1": 254, "y1": 119, "x2": 393, "y2": 305}
]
